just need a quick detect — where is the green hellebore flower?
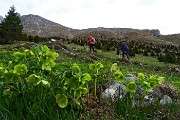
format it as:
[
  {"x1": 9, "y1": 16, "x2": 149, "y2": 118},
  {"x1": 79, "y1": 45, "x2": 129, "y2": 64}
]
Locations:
[
  {"x1": 13, "y1": 52, "x2": 26, "y2": 62},
  {"x1": 114, "y1": 70, "x2": 124, "y2": 82},
  {"x1": 111, "y1": 63, "x2": 117, "y2": 72},
  {"x1": 150, "y1": 81, "x2": 157, "y2": 88},
  {"x1": 89, "y1": 63, "x2": 95, "y2": 70},
  {"x1": 28, "y1": 74, "x2": 40, "y2": 84},
  {"x1": 149, "y1": 75, "x2": 157, "y2": 81},
  {"x1": 72, "y1": 63, "x2": 80, "y2": 73},
  {"x1": 13, "y1": 64, "x2": 28, "y2": 75},
  {"x1": 81, "y1": 73, "x2": 91, "y2": 84},
  {"x1": 41, "y1": 80, "x2": 50, "y2": 88},
  {"x1": 142, "y1": 81, "x2": 151, "y2": 90},
  {"x1": 96, "y1": 63, "x2": 104, "y2": 70},
  {"x1": 46, "y1": 51, "x2": 56, "y2": 61},
  {"x1": 127, "y1": 81, "x2": 137, "y2": 92},
  {"x1": 74, "y1": 87, "x2": 88, "y2": 98},
  {"x1": 138, "y1": 73, "x2": 145, "y2": 79}
]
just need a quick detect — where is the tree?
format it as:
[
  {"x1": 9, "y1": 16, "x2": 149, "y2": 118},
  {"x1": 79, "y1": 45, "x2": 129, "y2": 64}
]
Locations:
[{"x1": 0, "y1": 5, "x2": 23, "y2": 44}]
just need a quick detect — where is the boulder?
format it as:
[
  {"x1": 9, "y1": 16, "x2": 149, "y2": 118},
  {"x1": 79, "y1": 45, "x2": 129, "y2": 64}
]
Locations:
[{"x1": 160, "y1": 95, "x2": 172, "y2": 105}]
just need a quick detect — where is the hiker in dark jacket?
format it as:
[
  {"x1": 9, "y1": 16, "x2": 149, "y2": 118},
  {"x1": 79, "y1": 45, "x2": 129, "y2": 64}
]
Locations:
[{"x1": 121, "y1": 42, "x2": 130, "y2": 60}]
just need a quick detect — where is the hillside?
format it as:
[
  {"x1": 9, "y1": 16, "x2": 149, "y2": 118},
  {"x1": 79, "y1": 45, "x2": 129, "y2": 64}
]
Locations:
[
  {"x1": 20, "y1": 14, "x2": 180, "y2": 45},
  {"x1": 0, "y1": 14, "x2": 179, "y2": 45},
  {"x1": 159, "y1": 34, "x2": 180, "y2": 45},
  {"x1": 21, "y1": 14, "x2": 76, "y2": 38},
  {"x1": 20, "y1": 15, "x2": 159, "y2": 38}
]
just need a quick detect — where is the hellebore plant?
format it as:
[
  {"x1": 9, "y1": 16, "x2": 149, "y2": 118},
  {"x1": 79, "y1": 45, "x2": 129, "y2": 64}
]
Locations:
[
  {"x1": 111, "y1": 63, "x2": 164, "y2": 105},
  {"x1": 89, "y1": 62, "x2": 104, "y2": 97},
  {"x1": 0, "y1": 45, "x2": 91, "y2": 109}
]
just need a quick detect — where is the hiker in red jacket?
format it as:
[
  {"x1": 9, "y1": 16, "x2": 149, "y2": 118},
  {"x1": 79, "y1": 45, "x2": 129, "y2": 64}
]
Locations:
[{"x1": 87, "y1": 36, "x2": 95, "y2": 52}]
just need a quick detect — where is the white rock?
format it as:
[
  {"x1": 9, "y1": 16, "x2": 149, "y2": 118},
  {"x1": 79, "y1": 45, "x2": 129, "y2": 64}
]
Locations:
[
  {"x1": 160, "y1": 95, "x2": 172, "y2": 105},
  {"x1": 125, "y1": 74, "x2": 138, "y2": 82},
  {"x1": 102, "y1": 82, "x2": 126, "y2": 100},
  {"x1": 102, "y1": 88, "x2": 116, "y2": 100}
]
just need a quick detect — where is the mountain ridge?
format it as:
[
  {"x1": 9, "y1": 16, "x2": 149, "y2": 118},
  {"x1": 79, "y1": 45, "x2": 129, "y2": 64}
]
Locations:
[{"x1": 0, "y1": 14, "x2": 179, "y2": 45}]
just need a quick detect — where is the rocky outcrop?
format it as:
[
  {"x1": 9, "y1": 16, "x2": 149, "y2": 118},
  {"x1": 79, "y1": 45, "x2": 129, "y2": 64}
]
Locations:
[
  {"x1": 102, "y1": 75, "x2": 178, "y2": 107},
  {"x1": 21, "y1": 14, "x2": 75, "y2": 38}
]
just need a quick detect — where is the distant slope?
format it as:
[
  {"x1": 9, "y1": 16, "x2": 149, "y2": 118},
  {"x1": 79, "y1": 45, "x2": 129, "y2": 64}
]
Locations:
[
  {"x1": 159, "y1": 34, "x2": 180, "y2": 45},
  {"x1": 20, "y1": 14, "x2": 179, "y2": 45},
  {"x1": 21, "y1": 14, "x2": 75, "y2": 38}
]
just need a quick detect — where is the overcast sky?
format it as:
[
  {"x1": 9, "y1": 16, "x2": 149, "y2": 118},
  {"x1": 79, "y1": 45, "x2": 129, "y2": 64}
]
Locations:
[{"x1": 0, "y1": 0, "x2": 180, "y2": 35}]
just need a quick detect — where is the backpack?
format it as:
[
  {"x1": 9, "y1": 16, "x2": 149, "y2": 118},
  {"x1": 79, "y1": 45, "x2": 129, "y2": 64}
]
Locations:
[
  {"x1": 122, "y1": 44, "x2": 129, "y2": 52},
  {"x1": 92, "y1": 38, "x2": 96, "y2": 44}
]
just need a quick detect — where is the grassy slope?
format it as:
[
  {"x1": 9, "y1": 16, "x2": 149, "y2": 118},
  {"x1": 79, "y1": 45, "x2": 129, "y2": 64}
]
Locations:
[
  {"x1": 60, "y1": 42, "x2": 180, "y2": 119},
  {"x1": 64, "y1": 42, "x2": 180, "y2": 81}
]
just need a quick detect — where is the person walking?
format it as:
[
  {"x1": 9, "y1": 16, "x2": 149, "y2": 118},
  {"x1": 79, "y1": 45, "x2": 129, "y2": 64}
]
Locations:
[
  {"x1": 87, "y1": 36, "x2": 95, "y2": 52},
  {"x1": 121, "y1": 42, "x2": 130, "y2": 60}
]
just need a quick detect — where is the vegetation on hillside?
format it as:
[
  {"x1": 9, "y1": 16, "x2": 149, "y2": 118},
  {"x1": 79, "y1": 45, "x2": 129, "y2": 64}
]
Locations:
[
  {"x1": 0, "y1": 41, "x2": 179, "y2": 120},
  {"x1": 0, "y1": 6, "x2": 179, "y2": 120}
]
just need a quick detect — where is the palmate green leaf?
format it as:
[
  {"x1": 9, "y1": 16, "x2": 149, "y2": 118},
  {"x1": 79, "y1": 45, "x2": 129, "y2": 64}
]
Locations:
[
  {"x1": 55, "y1": 94, "x2": 68, "y2": 108},
  {"x1": 49, "y1": 61, "x2": 55, "y2": 67},
  {"x1": 0, "y1": 67, "x2": 5, "y2": 75},
  {"x1": 89, "y1": 63, "x2": 95, "y2": 70},
  {"x1": 142, "y1": 81, "x2": 151, "y2": 90},
  {"x1": 42, "y1": 45, "x2": 49, "y2": 51},
  {"x1": 111, "y1": 63, "x2": 117, "y2": 72},
  {"x1": 13, "y1": 64, "x2": 28, "y2": 75},
  {"x1": 25, "y1": 49, "x2": 35, "y2": 58},
  {"x1": 42, "y1": 64, "x2": 51, "y2": 71},
  {"x1": 150, "y1": 81, "x2": 157, "y2": 88},
  {"x1": 72, "y1": 63, "x2": 80, "y2": 73},
  {"x1": 96, "y1": 62, "x2": 104, "y2": 70},
  {"x1": 127, "y1": 81, "x2": 137, "y2": 92},
  {"x1": 149, "y1": 75, "x2": 157, "y2": 81},
  {"x1": 46, "y1": 51, "x2": 59, "y2": 61},
  {"x1": 138, "y1": 73, "x2": 145, "y2": 79},
  {"x1": 12, "y1": 74, "x2": 21, "y2": 82},
  {"x1": 53, "y1": 52, "x2": 59, "y2": 58},
  {"x1": 64, "y1": 77, "x2": 70, "y2": 85},
  {"x1": 68, "y1": 76, "x2": 79, "y2": 89},
  {"x1": 4, "y1": 72, "x2": 21, "y2": 83},
  {"x1": 114, "y1": 70, "x2": 124, "y2": 82},
  {"x1": 81, "y1": 73, "x2": 91, "y2": 84},
  {"x1": 3, "y1": 88, "x2": 11, "y2": 95},
  {"x1": 40, "y1": 80, "x2": 50, "y2": 88},
  {"x1": 8, "y1": 61, "x2": 12, "y2": 65},
  {"x1": 28, "y1": 74, "x2": 40, "y2": 84},
  {"x1": 157, "y1": 77, "x2": 164, "y2": 84},
  {"x1": 13, "y1": 52, "x2": 26, "y2": 62},
  {"x1": 74, "y1": 87, "x2": 88, "y2": 98},
  {"x1": 46, "y1": 51, "x2": 55, "y2": 60},
  {"x1": 42, "y1": 60, "x2": 55, "y2": 71},
  {"x1": 74, "y1": 74, "x2": 81, "y2": 80},
  {"x1": 29, "y1": 50, "x2": 35, "y2": 56},
  {"x1": 13, "y1": 51, "x2": 23, "y2": 57}
]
